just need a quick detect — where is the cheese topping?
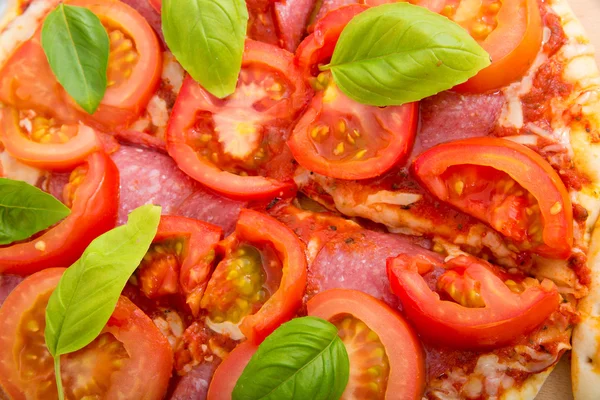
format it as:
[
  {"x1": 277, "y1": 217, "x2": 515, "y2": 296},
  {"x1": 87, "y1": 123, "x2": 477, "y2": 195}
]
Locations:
[{"x1": 0, "y1": 150, "x2": 43, "y2": 185}]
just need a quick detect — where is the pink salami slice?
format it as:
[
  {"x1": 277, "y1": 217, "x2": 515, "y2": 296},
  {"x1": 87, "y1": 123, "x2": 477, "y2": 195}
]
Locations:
[
  {"x1": 274, "y1": 0, "x2": 317, "y2": 51},
  {"x1": 111, "y1": 146, "x2": 199, "y2": 224},
  {"x1": 309, "y1": 229, "x2": 442, "y2": 307},
  {"x1": 409, "y1": 92, "x2": 505, "y2": 161},
  {"x1": 169, "y1": 360, "x2": 221, "y2": 400},
  {"x1": 0, "y1": 274, "x2": 24, "y2": 306},
  {"x1": 175, "y1": 188, "x2": 246, "y2": 236}
]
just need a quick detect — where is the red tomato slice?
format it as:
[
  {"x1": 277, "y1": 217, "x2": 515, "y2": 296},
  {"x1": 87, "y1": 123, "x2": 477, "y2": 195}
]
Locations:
[
  {"x1": 290, "y1": 6, "x2": 417, "y2": 180},
  {"x1": 412, "y1": 0, "x2": 543, "y2": 92},
  {"x1": 412, "y1": 137, "x2": 573, "y2": 259},
  {"x1": 0, "y1": 107, "x2": 100, "y2": 171},
  {"x1": 0, "y1": 0, "x2": 162, "y2": 131},
  {"x1": 201, "y1": 209, "x2": 307, "y2": 343},
  {"x1": 167, "y1": 39, "x2": 311, "y2": 199},
  {"x1": 137, "y1": 215, "x2": 223, "y2": 315},
  {"x1": 387, "y1": 254, "x2": 561, "y2": 349},
  {"x1": 206, "y1": 341, "x2": 258, "y2": 400},
  {"x1": 0, "y1": 152, "x2": 119, "y2": 275},
  {"x1": 307, "y1": 289, "x2": 425, "y2": 399},
  {"x1": 0, "y1": 268, "x2": 173, "y2": 400}
]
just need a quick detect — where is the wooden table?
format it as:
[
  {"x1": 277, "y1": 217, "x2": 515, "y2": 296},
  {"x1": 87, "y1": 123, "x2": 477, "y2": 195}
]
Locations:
[{"x1": 536, "y1": 2, "x2": 600, "y2": 399}]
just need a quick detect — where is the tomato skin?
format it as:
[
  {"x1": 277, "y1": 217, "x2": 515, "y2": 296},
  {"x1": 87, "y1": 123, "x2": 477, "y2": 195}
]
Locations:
[
  {"x1": 0, "y1": 107, "x2": 100, "y2": 171},
  {"x1": 0, "y1": 268, "x2": 173, "y2": 400},
  {"x1": 144, "y1": 216, "x2": 223, "y2": 315},
  {"x1": 412, "y1": 137, "x2": 573, "y2": 259},
  {"x1": 0, "y1": 0, "x2": 162, "y2": 131},
  {"x1": 0, "y1": 152, "x2": 119, "y2": 275},
  {"x1": 387, "y1": 254, "x2": 561, "y2": 349},
  {"x1": 206, "y1": 341, "x2": 258, "y2": 400},
  {"x1": 167, "y1": 40, "x2": 310, "y2": 200},
  {"x1": 307, "y1": 288, "x2": 426, "y2": 400}
]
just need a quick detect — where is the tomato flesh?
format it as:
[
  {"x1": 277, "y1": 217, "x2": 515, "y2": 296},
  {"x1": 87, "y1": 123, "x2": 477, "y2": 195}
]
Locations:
[
  {"x1": 207, "y1": 341, "x2": 258, "y2": 400},
  {"x1": 201, "y1": 242, "x2": 282, "y2": 325},
  {"x1": 0, "y1": 0, "x2": 162, "y2": 131},
  {"x1": 0, "y1": 107, "x2": 100, "y2": 171},
  {"x1": 167, "y1": 40, "x2": 311, "y2": 199},
  {"x1": 201, "y1": 209, "x2": 307, "y2": 343},
  {"x1": 0, "y1": 152, "x2": 119, "y2": 275},
  {"x1": 291, "y1": 6, "x2": 417, "y2": 179},
  {"x1": 0, "y1": 269, "x2": 173, "y2": 400},
  {"x1": 413, "y1": 137, "x2": 573, "y2": 259},
  {"x1": 136, "y1": 216, "x2": 223, "y2": 316},
  {"x1": 387, "y1": 254, "x2": 561, "y2": 349},
  {"x1": 412, "y1": 0, "x2": 543, "y2": 92},
  {"x1": 307, "y1": 289, "x2": 425, "y2": 400}
]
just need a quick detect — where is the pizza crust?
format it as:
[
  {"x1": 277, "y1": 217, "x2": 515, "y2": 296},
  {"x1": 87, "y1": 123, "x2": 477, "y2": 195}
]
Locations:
[{"x1": 545, "y1": 0, "x2": 600, "y2": 398}]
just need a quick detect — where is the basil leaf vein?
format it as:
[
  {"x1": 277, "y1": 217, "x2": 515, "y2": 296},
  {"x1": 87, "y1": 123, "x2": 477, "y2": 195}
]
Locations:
[
  {"x1": 233, "y1": 317, "x2": 349, "y2": 400},
  {"x1": 325, "y1": 3, "x2": 491, "y2": 106},
  {"x1": 162, "y1": 0, "x2": 248, "y2": 98},
  {"x1": 0, "y1": 178, "x2": 70, "y2": 245},
  {"x1": 41, "y1": 4, "x2": 109, "y2": 114},
  {"x1": 44, "y1": 204, "x2": 161, "y2": 398}
]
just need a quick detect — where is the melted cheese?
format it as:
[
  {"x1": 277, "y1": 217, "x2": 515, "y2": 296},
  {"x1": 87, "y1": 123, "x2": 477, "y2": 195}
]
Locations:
[
  {"x1": 205, "y1": 318, "x2": 245, "y2": 341},
  {"x1": 0, "y1": 151, "x2": 43, "y2": 185},
  {"x1": 364, "y1": 190, "x2": 422, "y2": 207},
  {"x1": 0, "y1": 0, "x2": 60, "y2": 67}
]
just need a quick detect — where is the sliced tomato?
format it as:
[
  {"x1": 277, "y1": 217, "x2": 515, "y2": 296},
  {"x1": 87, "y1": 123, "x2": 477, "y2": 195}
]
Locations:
[
  {"x1": 0, "y1": 0, "x2": 162, "y2": 130},
  {"x1": 387, "y1": 254, "x2": 561, "y2": 349},
  {"x1": 307, "y1": 289, "x2": 425, "y2": 399},
  {"x1": 290, "y1": 6, "x2": 417, "y2": 180},
  {"x1": 201, "y1": 209, "x2": 307, "y2": 343},
  {"x1": 412, "y1": 137, "x2": 573, "y2": 259},
  {"x1": 0, "y1": 107, "x2": 100, "y2": 171},
  {"x1": 206, "y1": 341, "x2": 258, "y2": 400},
  {"x1": 0, "y1": 268, "x2": 173, "y2": 400},
  {"x1": 137, "y1": 215, "x2": 223, "y2": 315},
  {"x1": 412, "y1": 0, "x2": 543, "y2": 92},
  {"x1": 0, "y1": 152, "x2": 119, "y2": 275},
  {"x1": 167, "y1": 39, "x2": 311, "y2": 199}
]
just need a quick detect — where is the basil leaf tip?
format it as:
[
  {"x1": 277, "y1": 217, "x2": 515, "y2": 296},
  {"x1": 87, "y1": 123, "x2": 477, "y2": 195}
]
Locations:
[
  {"x1": 0, "y1": 178, "x2": 70, "y2": 245},
  {"x1": 162, "y1": 0, "x2": 248, "y2": 99},
  {"x1": 328, "y1": 2, "x2": 491, "y2": 106},
  {"x1": 233, "y1": 316, "x2": 350, "y2": 400},
  {"x1": 41, "y1": 4, "x2": 109, "y2": 114},
  {"x1": 44, "y1": 204, "x2": 161, "y2": 398}
]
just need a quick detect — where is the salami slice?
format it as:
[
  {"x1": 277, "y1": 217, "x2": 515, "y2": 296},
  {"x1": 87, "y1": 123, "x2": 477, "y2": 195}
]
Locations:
[
  {"x1": 175, "y1": 188, "x2": 246, "y2": 236},
  {"x1": 111, "y1": 145, "x2": 199, "y2": 224},
  {"x1": 0, "y1": 274, "x2": 23, "y2": 306},
  {"x1": 309, "y1": 229, "x2": 442, "y2": 307},
  {"x1": 119, "y1": 0, "x2": 164, "y2": 44},
  {"x1": 169, "y1": 360, "x2": 220, "y2": 400},
  {"x1": 410, "y1": 92, "x2": 505, "y2": 161},
  {"x1": 274, "y1": 0, "x2": 317, "y2": 51}
]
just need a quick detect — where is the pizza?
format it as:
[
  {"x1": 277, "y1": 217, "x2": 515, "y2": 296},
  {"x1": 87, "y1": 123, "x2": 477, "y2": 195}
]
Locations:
[{"x1": 0, "y1": 0, "x2": 599, "y2": 399}]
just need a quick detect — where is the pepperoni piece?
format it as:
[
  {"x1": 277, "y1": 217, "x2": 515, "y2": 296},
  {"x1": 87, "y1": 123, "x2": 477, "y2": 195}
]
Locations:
[
  {"x1": 409, "y1": 92, "x2": 505, "y2": 162},
  {"x1": 274, "y1": 0, "x2": 317, "y2": 51},
  {"x1": 309, "y1": 229, "x2": 442, "y2": 307},
  {"x1": 111, "y1": 146, "x2": 199, "y2": 224},
  {"x1": 0, "y1": 275, "x2": 23, "y2": 307},
  {"x1": 169, "y1": 360, "x2": 221, "y2": 400},
  {"x1": 175, "y1": 189, "x2": 246, "y2": 235}
]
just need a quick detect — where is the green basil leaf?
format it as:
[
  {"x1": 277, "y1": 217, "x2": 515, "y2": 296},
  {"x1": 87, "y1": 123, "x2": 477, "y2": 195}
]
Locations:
[
  {"x1": 325, "y1": 3, "x2": 491, "y2": 106},
  {"x1": 41, "y1": 4, "x2": 109, "y2": 114},
  {"x1": 233, "y1": 316, "x2": 349, "y2": 400},
  {"x1": 0, "y1": 178, "x2": 70, "y2": 245},
  {"x1": 44, "y1": 204, "x2": 160, "y2": 357},
  {"x1": 162, "y1": 0, "x2": 248, "y2": 98}
]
